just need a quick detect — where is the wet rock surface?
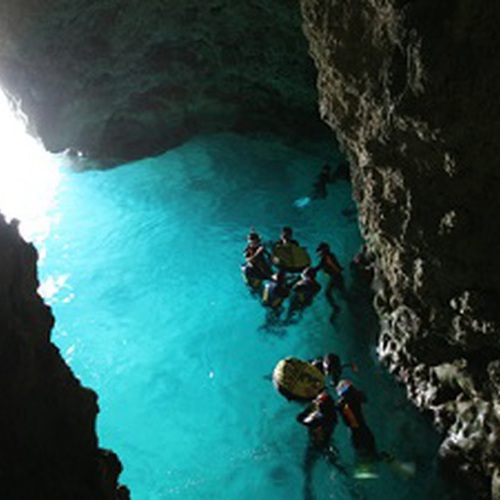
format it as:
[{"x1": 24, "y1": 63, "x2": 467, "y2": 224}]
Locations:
[
  {"x1": 0, "y1": 216, "x2": 127, "y2": 499},
  {"x1": 301, "y1": 0, "x2": 500, "y2": 497},
  {"x1": 0, "y1": 0, "x2": 325, "y2": 162}
]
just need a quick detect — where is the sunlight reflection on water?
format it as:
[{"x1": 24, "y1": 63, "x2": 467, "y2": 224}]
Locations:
[{"x1": 0, "y1": 91, "x2": 61, "y2": 247}]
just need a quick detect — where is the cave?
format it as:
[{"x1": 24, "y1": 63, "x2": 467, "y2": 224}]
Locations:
[{"x1": 0, "y1": 1, "x2": 499, "y2": 499}]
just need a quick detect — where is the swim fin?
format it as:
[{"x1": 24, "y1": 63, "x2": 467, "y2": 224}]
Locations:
[
  {"x1": 379, "y1": 452, "x2": 416, "y2": 478},
  {"x1": 354, "y1": 460, "x2": 378, "y2": 479}
]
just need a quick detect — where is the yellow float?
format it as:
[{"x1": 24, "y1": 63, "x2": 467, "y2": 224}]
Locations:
[{"x1": 272, "y1": 357, "x2": 326, "y2": 401}]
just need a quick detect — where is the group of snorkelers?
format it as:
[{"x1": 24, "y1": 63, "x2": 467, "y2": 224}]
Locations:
[
  {"x1": 296, "y1": 354, "x2": 382, "y2": 478},
  {"x1": 239, "y1": 180, "x2": 407, "y2": 483},
  {"x1": 242, "y1": 226, "x2": 345, "y2": 323},
  {"x1": 275, "y1": 352, "x2": 414, "y2": 488}
]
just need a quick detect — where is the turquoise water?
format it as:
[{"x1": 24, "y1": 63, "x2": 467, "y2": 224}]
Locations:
[{"x1": 35, "y1": 133, "x2": 455, "y2": 499}]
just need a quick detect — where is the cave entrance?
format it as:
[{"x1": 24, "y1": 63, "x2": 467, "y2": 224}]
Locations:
[{"x1": 0, "y1": 90, "x2": 60, "y2": 242}]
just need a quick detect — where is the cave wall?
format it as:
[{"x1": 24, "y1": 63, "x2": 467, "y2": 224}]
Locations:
[
  {"x1": 300, "y1": 0, "x2": 500, "y2": 497},
  {"x1": 0, "y1": 216, "x2": 127, "y2": 499},
  {"x1": 0, "y1": 0, "x2": 324, "y2": 161},
  {"x1": 2, "y1": 0, "x2": 500, "y2": 497}
]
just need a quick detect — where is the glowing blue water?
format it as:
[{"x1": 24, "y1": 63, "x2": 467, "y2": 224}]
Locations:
[{"x1": 38, "y1": 133, "x2": 454, "y2": 499}]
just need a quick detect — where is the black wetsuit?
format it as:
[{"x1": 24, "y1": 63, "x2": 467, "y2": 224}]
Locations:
[
  {"x1": 310, "y1": 354, "x2": 342, "y2": 387},
  {"x1": 315, "y1": 250, "x2": 344, "y2": 311},
  {"x1": 337, "y1": 385, "x2": 377, "y2": 460},
  {"x1": 298, "y1": 393, "x2": 343, "y2": 500},
  {"x1": 297, "y1": 396, "x2": 338, "y2": 450},
  {"x1": 244, "y1": 244, "x2": 272, "y2": 280},
  {"x1": 290, "y1": 278, "x2": 321, "y2": 307},
  {"x1": 263, "y1": 280, "x2": 290, "y2": 308}
]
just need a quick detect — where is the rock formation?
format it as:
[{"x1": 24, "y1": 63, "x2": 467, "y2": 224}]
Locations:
[
  {"x1": 1, "y1": 0, "x2": 499, "y2": 497},
  {"x1": 300, "y1": 1, "x2": 500, "y2": 497},
  {"x1": 0, "y1": 216, "x2": 128, "y2": 499},
  {"x1": 0, "y1": 0, "x2": 324, "y2": 162}
]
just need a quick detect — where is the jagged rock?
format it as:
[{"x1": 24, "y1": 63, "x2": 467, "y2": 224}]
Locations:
[
  {"x1": 493, "y1": 468, "x2": 500, "y2": 500},
  {"x1": 301, "y1": 0, "x2": 500, "y2": 497},
  {"x1": 1, "y1": 0, "x2": 499, "y2": 496},
  {"x1": 0, "y1": 0, "x2": 325, "y2": 161},
  {"x1": 0, "y1": 215, "x2": 125, "y2": 499}
]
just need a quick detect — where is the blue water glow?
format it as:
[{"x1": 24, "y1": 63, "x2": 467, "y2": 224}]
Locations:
[{"x1": 33, "y1": 133, "x2": 457, "y2": 499}]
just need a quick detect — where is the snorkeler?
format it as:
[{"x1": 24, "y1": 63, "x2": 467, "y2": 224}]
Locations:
[
  {"x1": 310, "y1": 353, "x2": 346, "y2": 388},
  {"x1": 336, "y1": 379, "x2": 378, "y2": 477},
  {"x1": 286, "y1": 267, "x2": 321, "y2": 322},
  {"x1": 336, "y1": 379, "x2": 416, "y2": 479},
  {"x1": 297, "y1": 390, "x2": 338, "y2": 451},
  {"x1": 315, "y1": 242, "x2": 344, "y2": 311},
  {"x1": 272, "y1": 227, "x2": 311, "y2": 272},
  {"x1": 241, "y1": 230, "x2": 273, "y2": 289},
  {"x1": 278, "y1": 226, "x2": 299, "y2": 247},
  {"x1": 262, "y1": 269, "x2": 290, "y2": 309},
  {"x1": 297, "y1": 390, "x2": 345, "y2": 499},
  {"x1": 311, "y1": 164, "x2": 334, "y2": 200}
]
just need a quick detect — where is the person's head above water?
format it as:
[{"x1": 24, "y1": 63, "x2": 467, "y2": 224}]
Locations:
[
  {"x1": 281, "y1": 226, "x2": 293, "y2": 239},
  {"x1": 323, "y1": 353, "x2": 339, "y2": 373},
  {"x1": 316, "y1": 242, "x2": 330, "y2": 254},
  {"x1": 247, "y1": 232, "x2": 261, "y2": 245}
]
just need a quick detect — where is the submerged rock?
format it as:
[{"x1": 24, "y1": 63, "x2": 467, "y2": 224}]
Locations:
[
  {"x1": 301, "y1": 0, "x2": 500, "y2": 497},
  {"x1": 0, "y1": 214, "x2": 126, "y2": 499}
]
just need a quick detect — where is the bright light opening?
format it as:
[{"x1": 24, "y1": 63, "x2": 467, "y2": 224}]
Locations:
[{"x1": 0, "y1": 90, "x2": 60, "y2": 244}]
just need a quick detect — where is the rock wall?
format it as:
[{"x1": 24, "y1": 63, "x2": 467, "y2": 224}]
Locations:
[
  {"x1": 0, "y1": 0, "x2": 324, "y2": 162},
  {"x1": 300, "y1": 0, "x2": 500, "y2": 497},
  {"x1": 2, "y1": 0, "x2": 500, "y2": 496},
  {"x1": 0, "y1": 216, "x2": 128, "y2": 499}
]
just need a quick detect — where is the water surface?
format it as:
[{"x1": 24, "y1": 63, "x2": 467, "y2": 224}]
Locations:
[{"x1": 33, "y1": 133, "x2": 455, "y2": 499}]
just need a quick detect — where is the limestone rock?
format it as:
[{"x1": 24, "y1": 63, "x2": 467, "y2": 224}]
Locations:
[
  {"x1": 0, "y1": 0, "x2": 324, "y2": 162},
  {"x1": 301, "y1": 0, "x2": 500, "y2": 496}
]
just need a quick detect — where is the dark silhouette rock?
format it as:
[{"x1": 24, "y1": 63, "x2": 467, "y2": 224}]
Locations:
[
  {"x1": 0, "y1": 214, "x2": 125, "y2": 499},
  {"x1": 0, "y1": 0, "x2": 327, "y2": 162}
]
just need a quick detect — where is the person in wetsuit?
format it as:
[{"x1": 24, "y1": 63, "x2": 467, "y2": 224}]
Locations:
[
  {"x1": 310, "y1": 353, "x2": 344, "y2": 388},
  {"x1": 262, "y1": 269, "x2": 290, "y2": 309},
  {"x1": 336, "y1": 380, "x2": 416, "y2": 479},
  {"x1": 242, "y1": 231, "x2": 272, "y2": 289},
  {"x1": 286, "y1": 267, "x2": 321, "y2": 322},
  {"x1": 260, "y1": 269, "x2": 291, "y2": 330},
  {"x1": 336, "y1": 380, "x2": 377, "y2": 465},
  {"x1": 311, "y1": 164, "x2": 334, "y2": 200},
  {"x1": 315, "y1": 242, "x2": 345, "y2": 311},
  {"x1": 297, "y1": 390, "x2": 343, "y2": 499},
  {"x1": 277, "y1": 226, "x2": 299, "y2": 247},
  {"x1": 297, "y1": 390, "x2": 338, "y2": 450}
]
